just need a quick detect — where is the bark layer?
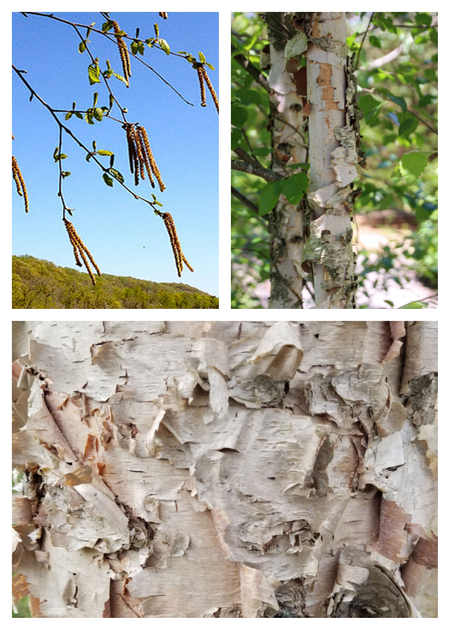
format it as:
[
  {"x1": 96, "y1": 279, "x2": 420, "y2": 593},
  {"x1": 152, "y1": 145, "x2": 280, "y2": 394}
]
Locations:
[{"x1": 12, "y1": 321, "x2": 437, "y2": 617}]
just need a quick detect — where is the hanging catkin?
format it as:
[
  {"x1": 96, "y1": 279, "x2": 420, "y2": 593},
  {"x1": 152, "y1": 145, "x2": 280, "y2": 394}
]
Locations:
[
  {"x1": 12, "y1": 156, "x2": 29, "y2": 213},
  {"x1": 112, "y1": 20, "x2": 131, "y2": 87},
  {"x1": 63, "y1": 218, "x2": 101, "y2": 286}
]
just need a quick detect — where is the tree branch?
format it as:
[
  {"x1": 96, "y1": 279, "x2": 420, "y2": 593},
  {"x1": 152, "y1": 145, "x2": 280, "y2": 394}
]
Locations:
[
  {"x1": 231, "y1": 159, "x2": 283, "y2": 182},
  {"x1": 360, "y1": 44, "x2": 404, "y2": 71},
  {"x1": 355, "y1": 12, "x2": 374, "y2": 70}
]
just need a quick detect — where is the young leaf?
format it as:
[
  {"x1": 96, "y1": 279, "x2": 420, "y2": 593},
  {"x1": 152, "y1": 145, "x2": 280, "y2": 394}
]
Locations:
[
  {"x1": 154, "y1": 23, "x2": 159, "y2": 38},
  {"x1": 88, "y1": 63, "x2": 101, "y2": 85},
  {"x1": 158, "y1": 38, "x2": 170, "y2": 55},
  {"x1": 281, "y1": 172, "x2": 309, "y2": 205},
  {"x1": 259, "y1": 180, "x2": 282, "y2": 216},
  {"x1": 398, "y1": 117, "x2": 418, "y2": 138},
  {"x1": 400, "y1": 301, "x2": 427, "y2": 309},
  {"x1": 97, "y1": 149, "x2": 114, "y2": 156},
  {"x1": 369, "y1": 35, "x2": 382, "y2": 49},
  {"x1": 398, "y1": 151, "x2": 429, "y2": 183},
  {"x1": 199, "y1": 51, "x2": 206, "y2": 63},
  {"x1": 109, "y1": 168, "x2": 124, "y2": 184},
  {"x1": 231, "y1": 104, "x2": 248, "y2": 128},
  {"x1": 103, "y1": 173, "x2": 114, "y2": 187}
]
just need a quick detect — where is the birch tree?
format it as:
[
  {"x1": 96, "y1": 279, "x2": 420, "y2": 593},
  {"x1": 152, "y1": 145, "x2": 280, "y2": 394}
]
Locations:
[
  {"x1": 231, "y1": 12, "x2": 437, "y2": 309},
  {"x1": 12, "y1": 321, "x2": 437, "y2": 617}
]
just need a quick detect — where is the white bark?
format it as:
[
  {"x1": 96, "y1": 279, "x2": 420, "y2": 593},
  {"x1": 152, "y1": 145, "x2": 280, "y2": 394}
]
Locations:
[
  {"x1": 268, "y1": 34, "x2": 308, "y2": 308},
  {"x1": 303, "y1": 12, "x2": 359, "y2": 308},
  {"x1": 12, "y1": 321, "x2": 437, "y2": 617}
]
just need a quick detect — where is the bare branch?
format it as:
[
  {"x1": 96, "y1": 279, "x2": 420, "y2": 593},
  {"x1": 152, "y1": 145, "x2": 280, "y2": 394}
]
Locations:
[{"x1": 231, "y1": 159, "x2": 283, "y2": 182}]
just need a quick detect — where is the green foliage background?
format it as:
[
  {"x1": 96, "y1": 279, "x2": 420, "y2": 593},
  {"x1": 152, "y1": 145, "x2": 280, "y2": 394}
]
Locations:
[
  {"x1": 231, "y1": 12, "x2": 437, "y2": 309},
  {"x1": 13, "y1": 255, "x2": 218, "y2": 309}
]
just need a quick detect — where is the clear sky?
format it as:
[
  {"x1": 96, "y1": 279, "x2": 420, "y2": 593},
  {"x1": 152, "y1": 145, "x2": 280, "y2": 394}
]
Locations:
[{"x1": 12, "y1": 11, "x2": 219, "y2": 296}]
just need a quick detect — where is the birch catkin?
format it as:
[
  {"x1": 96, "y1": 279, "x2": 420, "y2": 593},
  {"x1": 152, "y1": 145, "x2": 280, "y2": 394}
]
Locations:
[
  {"x1": 112, "y1": 20, "x2": 131, "y2": 87},
  {"x1": 161, "y1": 212, "x2": 193, "y2": 277},
  {"x1": 124, "y1": 123, "x2": 165, "y2": 192},
  {"x1": 63, "y1": 218, "x2": 101, "y2": 286},
  {"x1": 12, "y1": 156, "x2": 29, "y2": 213},
  {"x1": 200, "y1": 66, "x2": 219, "y2": 114}
]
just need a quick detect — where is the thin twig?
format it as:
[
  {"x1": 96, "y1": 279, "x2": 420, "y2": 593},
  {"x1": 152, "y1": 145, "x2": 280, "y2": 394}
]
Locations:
[
  {"x1": 12, "y1": 65, "x2": 161, "y2": 213},
  {"x1": 355, "y1": 12, "x2": 374, "y2": 70},
  {"x1": 23, "y1": 12, "x2": 194, "y2": 106},
  {"x1": 231, "y1": 186, "x2": 266, "y2": 225}
]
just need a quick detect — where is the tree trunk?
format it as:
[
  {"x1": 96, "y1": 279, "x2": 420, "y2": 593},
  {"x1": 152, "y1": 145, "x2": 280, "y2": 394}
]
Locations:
[
  {"x1": 266, "y1": 13, "x2": 308, "y2": 308},
  {"x1": 266, "y1": 12, "x2": 364, "y2": 309},
  {"x1": 12, "y1": 321, "x2": 437, "y2": 617}
]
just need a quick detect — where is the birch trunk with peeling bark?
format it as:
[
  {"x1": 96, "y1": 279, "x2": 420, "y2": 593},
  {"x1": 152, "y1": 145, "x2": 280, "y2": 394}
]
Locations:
[
  {"x1": 266, "y1": 13, "x2": 362, "y2": 309},
  {"x1": 12, "y1": 321, "x2": 437, "y2": 618},
  {"x1": 267, "y1": 14, "x2": 308, "y2": 309},
  {"x1": 304, "y1": 12, "x2": 360, "y2": 309}
]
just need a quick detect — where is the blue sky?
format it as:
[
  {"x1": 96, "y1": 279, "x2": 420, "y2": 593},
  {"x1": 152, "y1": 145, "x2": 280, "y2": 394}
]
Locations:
[{"x1": 12, "y1": 11, "x2": 219, "y2": 296}]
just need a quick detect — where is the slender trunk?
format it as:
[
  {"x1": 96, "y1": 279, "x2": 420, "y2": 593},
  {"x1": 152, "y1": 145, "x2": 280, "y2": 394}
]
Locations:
[
  {"x1": 266, "y1": 13, "x2": 307, "y2": 308},
  {"x1": 13, "y1": 321, "x2": 437, "y2": 617},
  {"x1": 266, "y1": 12, "x2": 364, "y2": 309},
  {"x1": 303, "y1": 12, "x2": 360, "y2": 308}
]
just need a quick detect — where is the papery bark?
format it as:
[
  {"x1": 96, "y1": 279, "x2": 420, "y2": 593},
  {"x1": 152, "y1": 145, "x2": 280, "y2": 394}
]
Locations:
[{"x1": 12, "y1": 321, "x2": 437, "y2": 617}]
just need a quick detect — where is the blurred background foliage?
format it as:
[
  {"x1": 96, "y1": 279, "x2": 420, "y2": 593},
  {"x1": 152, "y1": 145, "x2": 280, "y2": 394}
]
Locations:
[{"x1": 231, "y1": 12, "x2": 437, "y2": 309}]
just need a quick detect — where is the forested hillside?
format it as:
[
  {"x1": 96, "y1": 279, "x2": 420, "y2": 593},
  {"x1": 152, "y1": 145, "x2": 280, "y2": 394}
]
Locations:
[{"x1": 12, "y1": 256, "x2": 218, "y2": 309}]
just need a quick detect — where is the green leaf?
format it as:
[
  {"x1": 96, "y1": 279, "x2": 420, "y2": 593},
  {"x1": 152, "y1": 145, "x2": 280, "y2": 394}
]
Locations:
[
  {"x1": 400, "y1": 301, "x2": 427, "y2": 309},
  {"x1": 430, "y1": 27, "x2": 438, "y2": 46},
  {"x1": 199, "y1": 51, "x2": 206, "y2": 63},
  {"x1": 109, "y1": 168, "x2": 124, "y2": 184},
  {"x1": 131, "y1": 41, "x2": 138, "y2": 55},
  {"x1": 65, "y1": 112, "x2": 72, "y2": 121},
  {"x1": 231, "y1": 104, "x2": 248, "y2": 128},
  {"x1": 252, "y1": 147, "x2": 272, "y2": 157},
  {"x1": 398, "y1": 117, "x2": 418, "y2": 138},
  {"x1": 88, "y1": 63, "x2": 101, "y2": 85},
  {"x1": 415, "y1": 13, "x2": 432, "y2": 27},
  {"x1": 112, "y1": 71, "x2": 128, "y2": 85},
  {"x1": 205, "y1": 62, "x2": 215, "y2": 70},
  {"x1": 93, "y1": 107, "x2": 104, "y2": 122},
  {"x1": 235, "y1": 88, "x2": 261, "y2": 105},
  {"x1": 380, "y1": 90, "x2": 407, "y2": 114},
  {"x1": 259, "y1": 180, "x2": 282, "y2": 216},
  {"x1": 97, "y1": 149, "x2": 114, "y2": 156},
  {"x1": 384, "y1": 300, "x2": 394, "y2": 307},
  {"x1": 103, "y1": 173, "x2": 114, "y2": 187},
  {"x1": 281, "y1": 172, "x2": 309, "y2": 205},
  {"x1": 61, "y1": 171, "x2": 71, "y2": 178},
  {"x1": 158, "y1": 38, "x2": 170, "y2": 55},
  {"x1": 102, "y1": 21, "x2": 113, "y2": 33},
  {"x1": 78, "y1": 41, "x2": 86, "y2": 53},
  {"x1": 231, "y1": 128, "x2": 243, "y2": 150},
  {"x1": 398, "y1": 151, "x2": 429, "y2": 183},
  {"x1": 369, "y1": 35, "x2": 382, "y2": 49}
]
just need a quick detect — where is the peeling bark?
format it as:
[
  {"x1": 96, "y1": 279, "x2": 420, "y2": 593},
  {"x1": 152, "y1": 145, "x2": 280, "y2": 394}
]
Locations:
[
  {"x1": 12, "y1": 321, "x2": 437, "y2": 617},
  {"x1": 266, "y1": 13, "x2": 308, "y2": 308},
  {"x1": 264, "y1": 13, "x2": 365, "y2": 309}
]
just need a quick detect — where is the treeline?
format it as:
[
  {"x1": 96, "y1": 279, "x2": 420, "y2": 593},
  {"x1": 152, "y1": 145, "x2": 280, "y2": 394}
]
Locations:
[{"x1": 12, "y1": 256, "x2": 219, "y2": 309}]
